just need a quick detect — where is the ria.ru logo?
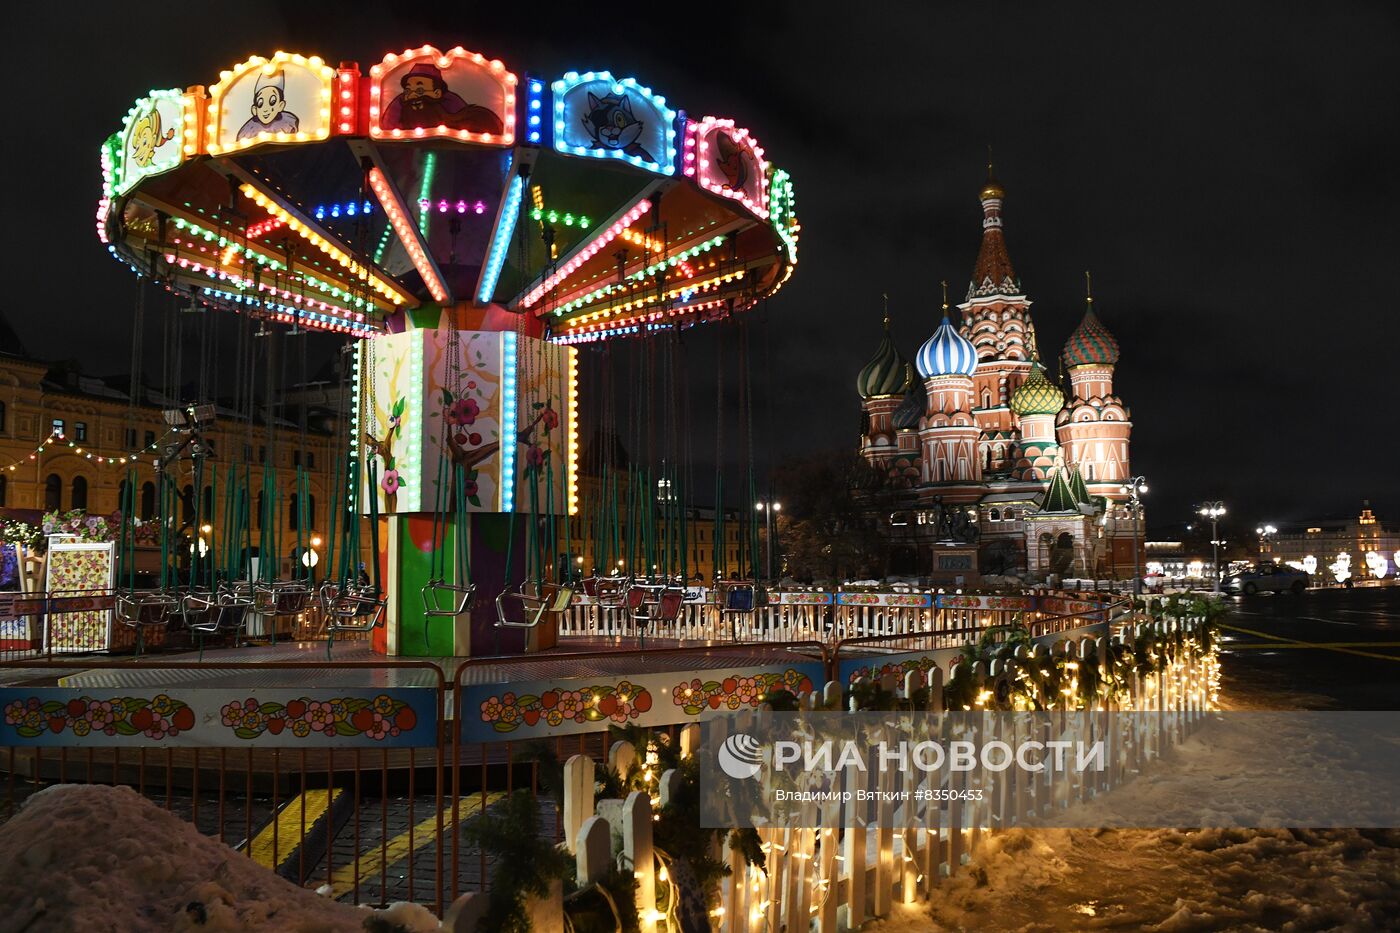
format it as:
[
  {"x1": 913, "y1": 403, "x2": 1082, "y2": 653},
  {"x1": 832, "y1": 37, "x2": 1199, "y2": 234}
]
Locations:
[{"x1": 717, "y1": 732, "x2": 764, "y2": 779}]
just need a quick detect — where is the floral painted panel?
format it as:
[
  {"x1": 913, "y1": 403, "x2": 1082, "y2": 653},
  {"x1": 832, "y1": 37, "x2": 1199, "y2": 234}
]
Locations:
[
  {"x1": 460, "y1": 662, "x2": 825, "y2": 743},
  {"x1": 45, "y1": 542, "x2": 115, "y2": 652}
]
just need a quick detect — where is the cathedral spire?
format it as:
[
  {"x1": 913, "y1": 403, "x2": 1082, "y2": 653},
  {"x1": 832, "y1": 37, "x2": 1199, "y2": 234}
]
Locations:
[{"x1": 970, "y1": 161, "x2": 1019, "y2": 299}]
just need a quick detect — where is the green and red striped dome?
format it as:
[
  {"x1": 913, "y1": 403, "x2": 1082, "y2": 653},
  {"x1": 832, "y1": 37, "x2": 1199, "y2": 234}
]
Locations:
[{"x1": 1062, "y1": 305, "x2": 1119, "y2": 367}]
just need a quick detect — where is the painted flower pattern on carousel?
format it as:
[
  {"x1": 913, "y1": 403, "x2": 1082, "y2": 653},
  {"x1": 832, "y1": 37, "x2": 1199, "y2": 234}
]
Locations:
[
  {"x1": 940, "y1": 594, "x2": 1035, "y2": 610},
  {"x1": 3, "y1": 695, "x2": 195, "y2": 739},
  {"x1": 845, "y1": 655, "x2": 949, "y2": 686},
  {"x1": 671, "y1": 669, "x2": 815, "y2": 715},
  {"x1": 446, "y1": 398, "x2": 480, "y2": 426},
  {"x1": 479, "y1": 681, "x2": 654, "y2": 733},
  {"x1": 220, "y1": 695, "x2": 416, "y2": 741}
]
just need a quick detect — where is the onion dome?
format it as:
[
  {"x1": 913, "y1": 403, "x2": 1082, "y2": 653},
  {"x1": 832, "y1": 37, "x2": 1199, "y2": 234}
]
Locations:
[
  {"x1": 857, "y1": 318, "x2": 909, "y2": 399},
  {"x1": 891, "y1": 365, "x2": 926, "y2": 430},
  {"x1": 980, "y1": 161, "x2": 1005, "y2": 201},
  {"x1": 916, "y1": 315, "x2": 979, "y2": 379},
  {"x1": 1062, "y1": 303, "x2": 1120, "y2": 367},
  {"x1": 1009, "y1": 363, "x2": 1063, "y2": 416}
]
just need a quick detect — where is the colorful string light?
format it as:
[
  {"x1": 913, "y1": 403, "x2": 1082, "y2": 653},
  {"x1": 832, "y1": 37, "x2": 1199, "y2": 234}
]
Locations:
[
  {"x1": 3, "y1": 433, "x2": 161, "y2": 474},
  {"x1": 418, "y1": 198, "x2": 487, "y2": 215},
  {"x1": 518, "y1": 199, "x2": 653, "y2": 308},
  {"x1": 239, "y1": 183, "x2": 410, "y2": 306},
  {"x1": 313, "y1": 200, "x2": 374, "y2": 220},
  {"x1": 368, "y1": 167, "x2": 449, "y2": 303},
  {"x1": 528, "y1": 208, "x2": 592, "y2": 229},
  {"x1": 478, "y1": 172, "x2": 524, "y2": 304}
]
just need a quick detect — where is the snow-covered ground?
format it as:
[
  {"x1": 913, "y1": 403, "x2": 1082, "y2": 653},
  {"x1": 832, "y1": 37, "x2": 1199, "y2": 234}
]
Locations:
[
  {"x1": 0, "y1": 783, "x2": 441, "y2": 933},
  {"x1": 869, "y1": 677, "x2": 1400, "y2": 932}
]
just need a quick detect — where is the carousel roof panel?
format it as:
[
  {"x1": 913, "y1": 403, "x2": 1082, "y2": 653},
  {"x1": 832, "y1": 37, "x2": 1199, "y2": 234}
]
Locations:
[{"x1": 97, "y1": 47, "x2": 797, "y2": 343}]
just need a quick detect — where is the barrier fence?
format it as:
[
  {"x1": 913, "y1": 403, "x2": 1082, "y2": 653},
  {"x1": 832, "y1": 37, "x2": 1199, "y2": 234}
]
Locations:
[
  {"x1": 555, "y1": 617, "x2": 1216, "y2": 933},
  {"x1": 2, "y1": 587, "x2": 1125, "y2": 664},
  {"x1": 0, "y1": 606, "x2": 1202, "y2": 930}
]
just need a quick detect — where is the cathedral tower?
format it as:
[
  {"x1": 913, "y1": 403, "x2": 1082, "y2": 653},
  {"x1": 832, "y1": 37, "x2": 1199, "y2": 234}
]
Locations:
[
  {"x1": 857, "y1": 308, "x2": 910, "y2": 471},
  {"x1": 1009, "y1": 354, "x2": 1064, "y2": 480},
  {"x1": 1056, "y1": 280, "x2": 1132, "y2": 497},
  {"x1": 916, "y1": 289, "x2": 981, "y2": 484},
  {"x1": 958, "y1": 165, "x2": 1037, "y2": 470}
]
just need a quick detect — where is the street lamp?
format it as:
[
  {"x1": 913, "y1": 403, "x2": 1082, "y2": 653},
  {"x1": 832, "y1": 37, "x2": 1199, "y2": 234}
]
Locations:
[
  {"x1": 1255, "y1": 524, "x2": 1277, "y2": 559},
  {"x1": 755, "y1": 500, "x2": 782, "y2": 582},
  {"x1": 1199, "y1": 501, "x2": 1227, "y2": 593},
  {"x1": 1121, "y1": 476, "x2": 1148, "y2": 596}
]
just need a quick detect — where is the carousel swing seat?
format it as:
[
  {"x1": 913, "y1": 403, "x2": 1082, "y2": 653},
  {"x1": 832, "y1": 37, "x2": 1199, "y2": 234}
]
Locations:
[
  {"x1": 718, "y1": 580, "x2": 763, "y2": 640},
  {"x1": 627, "y1": 584, "x2": 685, "y2": 645},
  {"x1": 250, "y1": 580, "x2": 312, "y2": 645},
  {"x1": 495, "y1": 582, "x2": 575, "y2": 629},
  {"x1": 420, "y1": 579, "x2": 475, "y2": 650},
  {"x1": 324, "y1": 586, "x2": 387, "y2": 658},
  {"x1": 422, "y1": 580, "x2": 475, "y2": 616},
  {"x1": 582, "y1": 575, "x2": 631, "y2": 634},
  {"x1": 184, "y1": 583, "x2": 253, "y2": 658},
  {"x1": 115, "y1": 589, "x2": 182, "y2": 657}
]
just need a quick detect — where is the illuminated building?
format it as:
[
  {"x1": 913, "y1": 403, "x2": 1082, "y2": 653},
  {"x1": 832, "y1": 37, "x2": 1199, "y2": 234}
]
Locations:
[
  {"x1": 1261, "y1": 502, "x2": 1399, "y2": 580},
  {"x1": 857, "y1": 169, "x2": 1140, "y2": 580},
  {"x1": 0, "y1": 328, "x2": 343, "y2": 576}
]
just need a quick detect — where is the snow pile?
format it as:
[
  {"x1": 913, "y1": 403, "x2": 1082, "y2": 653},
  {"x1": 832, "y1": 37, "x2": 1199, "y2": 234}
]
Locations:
[
  {"x1": 866, "y1": 679, "x2": 1400, "y2": 931},
  {"x1": 0, "y1": 784, "x2": 440, "y2": 933},
  {"x1": 875, "y1": 824, "x2": 1400, "y2": 932}
]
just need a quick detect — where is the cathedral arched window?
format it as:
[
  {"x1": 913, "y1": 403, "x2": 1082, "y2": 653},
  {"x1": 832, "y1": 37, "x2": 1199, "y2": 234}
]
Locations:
[
  {"x1": 990, "y1": 508, "x2": 1001, "y2": 521},
  {"x1": 1005, "y1": 508, "x2": 1017, "y2": 521}
]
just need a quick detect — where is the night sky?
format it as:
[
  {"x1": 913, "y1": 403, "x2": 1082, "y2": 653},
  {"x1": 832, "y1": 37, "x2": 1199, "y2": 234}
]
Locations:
[{"x1": 6, "y1": 2, "x2": 1397, "y2": 531}]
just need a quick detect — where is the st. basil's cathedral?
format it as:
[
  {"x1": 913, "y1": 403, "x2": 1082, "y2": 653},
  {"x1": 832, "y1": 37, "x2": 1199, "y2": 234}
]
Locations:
[{"x1": 856, "y1": 169, "x2": 1142, "y2": 581}]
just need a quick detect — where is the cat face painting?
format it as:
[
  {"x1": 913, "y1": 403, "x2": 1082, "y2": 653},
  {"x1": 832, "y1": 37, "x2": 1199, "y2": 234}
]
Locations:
[{"x1": 583, "y1": 92, "x2": 654, "y2": 163}]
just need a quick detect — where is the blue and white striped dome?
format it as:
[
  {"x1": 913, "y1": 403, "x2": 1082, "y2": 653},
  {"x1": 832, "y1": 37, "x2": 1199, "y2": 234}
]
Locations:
[{"x1": 916, "y1": 316, "x2": 979, "y2": 379}]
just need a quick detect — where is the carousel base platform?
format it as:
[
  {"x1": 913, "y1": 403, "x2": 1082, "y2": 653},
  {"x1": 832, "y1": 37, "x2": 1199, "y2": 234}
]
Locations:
[{"x1": 1, "y1": 637, "x2": 826, "y2": 695}]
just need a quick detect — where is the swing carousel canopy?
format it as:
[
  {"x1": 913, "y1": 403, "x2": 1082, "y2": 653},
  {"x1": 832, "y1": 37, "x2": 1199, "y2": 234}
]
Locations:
[{"x1": 97, "y1": 46, "x2": 800, "y2": 343}]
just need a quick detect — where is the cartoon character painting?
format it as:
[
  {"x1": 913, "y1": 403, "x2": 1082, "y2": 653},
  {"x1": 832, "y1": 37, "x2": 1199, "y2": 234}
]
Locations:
[
  {"x1": 582, "y1": 92, "x2": 653, "y2": 163},
  {"x1": 382, "y1": 63, "x2": 503, "y2": 134},
  {"x1": 128, "y1": 105, "x2": 175, "y2": 168},
  {"x1": 713, "y1": 131, "x2": 751, "y2": 191},
  {"x1": 237, "y1": 69, "x2": 300, "y2": 140}
]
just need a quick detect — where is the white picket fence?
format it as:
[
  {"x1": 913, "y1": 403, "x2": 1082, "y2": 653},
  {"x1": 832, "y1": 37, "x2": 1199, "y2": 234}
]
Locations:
[
  {"x1": 451, "y1": 615, "x2": 1213, "y2": 932},
  {"x1": 557, "y1": 598, "x2": 1117, "y2": 645}
]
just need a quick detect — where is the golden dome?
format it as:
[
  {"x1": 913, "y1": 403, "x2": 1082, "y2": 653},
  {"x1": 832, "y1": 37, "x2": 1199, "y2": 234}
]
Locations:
[{"x1": 980, "y1": 162, "x2": 1004, "y2": 200}]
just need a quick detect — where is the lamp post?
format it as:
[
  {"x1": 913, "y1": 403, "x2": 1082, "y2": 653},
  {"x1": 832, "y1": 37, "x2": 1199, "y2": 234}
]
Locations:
[
  {"x1": 1199, "y1": 501, "x2": 1227, "y2": 593},
  {"x1": 1121, "y1": 476, "x2": 1148, "y2": 596},
  {"x1": 1255, "y1": 524, "x2": 1277, "y2": 560},
  {"x1": 755, "y1": 500, "x2": 782, "y2": 582}
]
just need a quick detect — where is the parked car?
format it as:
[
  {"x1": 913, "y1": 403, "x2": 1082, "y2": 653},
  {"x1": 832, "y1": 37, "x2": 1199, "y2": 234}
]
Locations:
[{"x1": 1223, "y1": 563, "x2": 1310, "y2": 596}]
